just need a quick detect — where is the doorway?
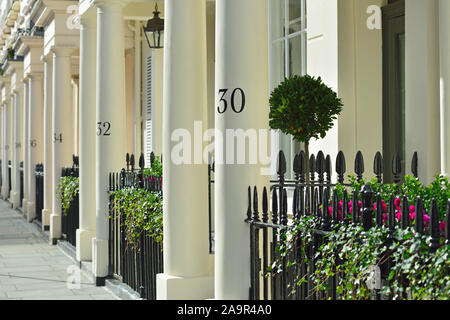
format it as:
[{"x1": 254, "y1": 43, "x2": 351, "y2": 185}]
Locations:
[{"x1": 382, "y1": 0, "x2": 405, "y2": 183}]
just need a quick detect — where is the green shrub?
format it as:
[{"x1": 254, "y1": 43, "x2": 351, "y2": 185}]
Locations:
[
  {"x1": 56, "y1": 176, "x2": 79, "y2": 215},
  {"x1": 269, "y1": 75, "x2": 343, "y2": 181},
  {"x1": 111, "y1": 187, "x2": 163, "y2": 247}
]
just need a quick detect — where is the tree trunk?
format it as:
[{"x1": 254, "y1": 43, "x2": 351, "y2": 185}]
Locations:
[{"x1": 305, "y1": 140, "x2": 310, "y2": 185}]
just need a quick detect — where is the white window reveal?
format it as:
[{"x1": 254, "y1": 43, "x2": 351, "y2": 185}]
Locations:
[
  {"x1": 269, "y1": 0, "x2": 307, "y2": 178},
  {"x1": 143, "y1": 50, "x2": 154, "y2": 167}
]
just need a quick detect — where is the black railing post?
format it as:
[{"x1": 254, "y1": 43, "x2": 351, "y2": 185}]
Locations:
[
  {"x1": 374, "y1": 152, "x2": 383, "y2": 184},
  {"x1": 446, "y1": 200, "x2": 450, "y2": 246},
  {"x1": 430, "y1": 199, "x2": 440, "y2": 253},
  {"x1": 401, "y1": 196, "x2": 409, "y2": 229},
  {"x1": 392, "y1": 153, "x2": 402, "y2": 184},
  {"x1": 355, "y1": 151, "x2": 364, "y2": 182},
  {"x1": 360, "y1": 185, "x2": 373, "y2": 231},
  {"x1": 336, "y1": 151, "x2": 346, "y2": 185}
]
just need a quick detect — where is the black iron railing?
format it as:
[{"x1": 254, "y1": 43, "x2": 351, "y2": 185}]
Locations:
[
  {"x1": 246, "y1": 150, "x2": 449, "y2": 300},
  {"x1": 61, "y1": 156, "x2": 79, "y2": 247},
  {"x1": 208, "y1": 154, "x2": 215, "y2": 254},
  {"x1": 35, "y1": 163, "x2": 44, "y2": 222},
  {"x1": 19, "y1": 162, "x2": 23, "y2": 208},
  {"x1": 108, "y1": 153, "x2": 163, "y2": 300},
  {"x1": 8, "y1": 160, "x2": 11, "y2": 198}
]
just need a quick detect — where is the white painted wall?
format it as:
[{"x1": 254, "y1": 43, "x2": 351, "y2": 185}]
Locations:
[
  {"x1": 405, "y1": 0, "x2": 441, "y2": 184},
  {"x1": 306, "y1": 0, "x2": 339, "y2": 174},
  {"x1": 440, "y1": 0, "x2": 450, "y2": 177},
  {"x1": 306, "y1": 0, "x2": 385, "y2": 180}
]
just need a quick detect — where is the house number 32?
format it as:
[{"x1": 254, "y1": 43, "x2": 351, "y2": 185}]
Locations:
[
  {"x1": 217, "y1": 88, "x2": 246, "y2": 114},
  {"x1": 97, "y1": 122, "x2": 111, "y2": 136}
]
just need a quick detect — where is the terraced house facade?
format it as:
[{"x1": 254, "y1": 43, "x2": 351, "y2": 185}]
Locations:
[{"x1": 0, "y1": 0, "x2": 448, "y2": 300}]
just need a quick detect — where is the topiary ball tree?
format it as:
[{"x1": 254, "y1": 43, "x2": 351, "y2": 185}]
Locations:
[{"x1": 269, "y1": 74, "x2": 343, "y2": 183}]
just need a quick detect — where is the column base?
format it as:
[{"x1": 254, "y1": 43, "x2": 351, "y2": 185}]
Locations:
[
  {"x1": 92, "y1": 238, "x2": 109, "y2": 280},
  {"x1": 76, "y1": 229, "x2": 95, "y2": 261},
  {"x1": 96, "y1": 277, "x2": 106, "y2": 287},
  {"x1": 50, "y1": 213, "x2": 62, "y2": 244},
  {"x1": 156, "y1": 273, "x2": 214, "y2": 300},
  {"x1": 27, "y1": 201, "x2": 36, "y2": 222},
  {"x1": 11, "y1": 191, "x2": 21, "y2": 209},
  {"x1": 22, "y1": 199, "x2": 28, "y2": 215},
  {"x1": 1, "y1": 186, "x2": 9, "y2": 200},
  {"x1": 42, "y1": 209, "x2": 51, "y2": 230}
]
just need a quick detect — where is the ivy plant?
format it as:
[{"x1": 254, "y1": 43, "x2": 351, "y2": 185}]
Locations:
[
  {"x1": 56, "y1": 176, "x2": 79, "y2": 215},
  {"x1": 111, "y1": 187, "x2": 163, "y2": 248},
  {"x1": 143, "y1": 155, "x2": 162, "y2": 178},
  {"x1": 271, "y1": 214, "x2": 449, "y2": 300},
  {"x1": 344, "y1": 174, "x2": 450, "y2": 222}
]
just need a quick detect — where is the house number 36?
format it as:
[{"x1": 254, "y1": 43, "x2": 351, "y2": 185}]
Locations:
[{"x1": 217, "y1": 88, "x2": 246, "y2": 114}]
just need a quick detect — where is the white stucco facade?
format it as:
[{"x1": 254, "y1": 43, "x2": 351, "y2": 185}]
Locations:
[{"x1": 0, "y1": 0, "x2": 448, "y2": 300}]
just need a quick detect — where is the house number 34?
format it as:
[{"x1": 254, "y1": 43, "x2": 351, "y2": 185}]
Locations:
[{"x1": 217, "y1": 88, "x2": 246, "y2": 114}]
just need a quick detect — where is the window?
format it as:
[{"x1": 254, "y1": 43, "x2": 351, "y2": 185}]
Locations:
[
  {"x1": 270, "y1": 0, "x2": 307, "y2": 88},
  {"x1": 269, "y1": 0, "x2": 307, "y2": 177}
]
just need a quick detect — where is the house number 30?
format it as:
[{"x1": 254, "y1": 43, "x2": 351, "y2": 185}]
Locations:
[{"x1": 217, "y1": 88, "x2": 246, "y2": 114}]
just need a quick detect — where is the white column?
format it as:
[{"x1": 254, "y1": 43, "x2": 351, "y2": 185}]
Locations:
[
  {"x1": 77, "y1": 15, "x2": 97, "y2": 262},
  {"x1": 0, "y1": 106, "x2": 2, "y2": 192},
  {"x1": 156, "y1": 0, "x2": 213, "y2": 300},
  {"x1": 405, "y1": 0, "x2": 441, "y2": 184},
  {"x1": 11, "y1": 89, "x2": 23, "y2": 208},
  {"x1": 1, "y1": 102, "x2": 9, "y2": 199},
  {"x1": 42, "y1": 56, "x2": 53, "y2": 228},
  {"x1": 10, "y1": 95, "x2": 15, "y2": 202},
  {"x1": 440, "y1": 0, "x2": 450, "y2": 176},
  {"x1": 2, "y1": 97, "x2": 11, "y2": 200},
  {"x1": 133, "y1": 21, "x2": 142, "y2": 156},
  {"x1": 215, "y1": 0, "x2": 270, "y2": 299},
  {"x1": 92, "y1": 0, "x2": 126, "y2": 285},
  {"x1": 22, "y1": 80, "x2": 29, "y2": 212},
  {"x1": 50, "y1": 48, "x2": 74, "y2": 244},
  {"x1": 72, "y1": 78, "x2": 79, "y2": 156},
  {"x1": 27, "y1": 74, "x2": 44, "y2": 222}
]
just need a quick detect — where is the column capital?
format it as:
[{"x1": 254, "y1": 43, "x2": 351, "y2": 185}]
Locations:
[
  {"x1": 28, "y1": 72, "x2": 44, "y2": 81},
  {"x1": 80, "y1": 11, "x2": 97, "y2": 28},
  {"x1": 40, "y1": 54, "x2": 54, "y2": 64},
  {"x1": 94, "y1": 0, "x2": 127, "y2": 10},
  {"x1": 51, "y1": 47, "x2": 75, "y2": 57}
]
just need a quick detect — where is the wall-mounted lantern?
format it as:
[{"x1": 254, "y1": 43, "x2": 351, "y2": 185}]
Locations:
[{"x1": 143, "y1": 3, "x2": 164, "y2": 49}]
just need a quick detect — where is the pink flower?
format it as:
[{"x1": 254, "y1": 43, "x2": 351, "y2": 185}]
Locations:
[
  {"x1": 409, "y1": 211, "x2": 416, "y2": 221},
  {"x1": 382, "y1": 213, "x2": 388, "y2": 225},
  {"x1": 409, "y1": 205, "x2": 416, "y2": 213},
  {"x1": 382, "y1": 201, "x2": 387, "y2": 213},
  {"x1": 424, "y1": 214, "x2": 430, "y2": 228},
  {"x1": 395, "y1": 210, "x2": 402, "y2": 221},
  {"x1": 394, "y1": 197, "x2": 401, "y2": 209},
  {"x1": 328, "y1": 206, "x2": 333, "y2": 217},
  {"x1": 338, "y1": 200, "x2": 343, "y2": 211}
]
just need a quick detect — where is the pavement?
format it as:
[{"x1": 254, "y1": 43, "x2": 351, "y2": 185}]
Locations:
[{"x1": 0, "y1": 199, "x2": 120, "y2": 300}]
